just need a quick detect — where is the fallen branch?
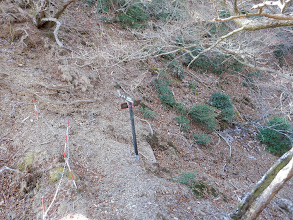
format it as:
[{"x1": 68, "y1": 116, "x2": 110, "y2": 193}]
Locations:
[
  {"x1": 187, "y1": 27, "x2": 245, "y2": 68},
  {"x1": 41, "y1": 18, "x2": 63, "y2": 47},
  {"x1": 251, "y1": 0, "x2": 293, "y2": 13},
  {"x1": 218, "y1": 46, "x2": 292, "y2": 80},
  {"x1": 0, "y1": 166, "x2": 20, "y2": 173},
  {"x1": 215, "y1": 12, "x2": 293, "y2": 22},
  {"x1": 43, "y1": 163, "x2": 66, "y2": 220},
  {"x1": 215, "y1": 132, "x2": 232, "y2": 159},
  {"x1": 136, "y1": 116, "x2": 154, "y2": 136}
]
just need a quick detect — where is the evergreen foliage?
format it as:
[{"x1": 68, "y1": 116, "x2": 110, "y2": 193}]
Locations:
[
  {"x1": 209, "y1": 91, "x2": 232, "y2": 109},
  {"x1": 117, "y1": 1, "x2": 149, "y2": 29},
  {"x1": 175, "y1": 102, "x2": 187, "y2": 115},
  {"x1": 139, "y1": 105, "x2": 157, "y2": 119},
  {"x1": 193, "y1": 133, "x2": 211, "y2": 146},
  {"x1": 189, "y1": 104, "x2": 218, "y2": 131},
  {"x1": 171, "y1": 170, "x2": 197, "y2": 188},
  {"x1": 153, "y1": 78, "x2": 176, "y2": 108},
  {"x1": 174, "y1": 115, "x2": 190, "y2": 132},
  {"x1": 167, "y1": 60, "x2": 185, "y2": 80},
  {"x1": 258, "y1": 116, "x2": 292, "y2": 156},
  {"x1": 209, "y1": 91, "x2": 235, "y2": 122}
]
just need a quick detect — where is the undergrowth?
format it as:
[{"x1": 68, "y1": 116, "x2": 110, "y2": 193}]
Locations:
[
  {"x1": 193, "y1": 133, "x2": 211, "y2": 146},
  {"x1": 189, "y1": 104, "x2": 218, "y2": 132},
  {"x1": 174, "y1": 115, "x2": 190, "y2": 132},
  {"x1": 171, "y1": 171, "x2": 223, "y2": 199},
  {"x1": 258, "y1": 116, "x2": 292, "y2": 156},
  {"x1": 209, "y1": 91, "x2": 235, "y2": 122},
  {"x1": 86, "y1": 0, "x2": 185, "y2": 28},
  {"x1": 153, "y1": 78, "x2": 176, "y2": 108},
  {"x1": 117, "y1": 1, "x2": 149, "y2": 29},
  {"x1": 139, "y1": 103, "x2": 157, "y2": 119}
]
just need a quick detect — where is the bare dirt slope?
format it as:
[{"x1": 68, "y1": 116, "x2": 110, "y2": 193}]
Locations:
[
  {"x1": 0, "y1": 1, "x2": 293, "y2": 220},
  {"x1": 0, "y1": 37, "x2": 211, "y2": 219}
]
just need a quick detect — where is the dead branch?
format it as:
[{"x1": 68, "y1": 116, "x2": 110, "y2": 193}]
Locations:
[
  {"x1": 43, "y1": 163, "x2": 66, "y2": 220},
  {"x1": 252, "y1": 0, "x2": 293, "y2": 13},
  {"x1": 215, "y1": 12, "x2": 293, "y2": 22},
  {"x1": 41, "y1": 18, "x2": 63, "y2": 47},
  {"x1": 218, "y1": 47, "x2": 292, "y2": 80},
  {"x1": 187, "y1": 27, "x2": 244, "y2": 68},
  {"x1": 215, "y1": 132, "x2": 232, "y2": 159},
  {"x1": 16, "y1": 28, "x2": 29, "y2": 47},
  {"x1": 0, "y1": 166, "x2": 21, "y2": 173},
  {"x1": 136, "y1": 116, "x2": 154, "y2": 136}
]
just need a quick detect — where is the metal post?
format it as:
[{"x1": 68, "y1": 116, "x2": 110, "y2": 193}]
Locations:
[{"x1": 128, "y1": 101, "x2": 139, "y2": 159}]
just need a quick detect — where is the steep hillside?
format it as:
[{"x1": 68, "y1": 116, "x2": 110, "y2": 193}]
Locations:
[{"x1": 0, "y1": 1, "x2": 292, "y2": 219}]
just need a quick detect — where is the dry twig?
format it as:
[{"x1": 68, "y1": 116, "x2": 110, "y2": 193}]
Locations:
[
  {"x1": 41, "y1": 18, "x2": 63, "y2": 47},
  {"x1": 0, "y1": 166, "x2": 20, "y2": 173},
  {"x1": 215, "y1": 132, "x2": 232, "y2": 159}
]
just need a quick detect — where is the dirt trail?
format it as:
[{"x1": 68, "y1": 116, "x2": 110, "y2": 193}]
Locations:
[{"x1": 0, "y1": 41, "x2": 212, "y2": 219}]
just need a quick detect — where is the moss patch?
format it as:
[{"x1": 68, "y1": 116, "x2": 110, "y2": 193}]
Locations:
[
  {"x1": 18, "y1": 152, "x2": 35, "y2": 172},
  {"x1": 50, "y1": 166, "x2": 79, "y2": 182}
]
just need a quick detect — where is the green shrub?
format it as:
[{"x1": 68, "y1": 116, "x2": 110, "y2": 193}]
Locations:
[
  {"x1": 175, "y1": 102, "x2": 187, "y2": 115},
  {"x1": 219, "y1": 10, "x2": 231, "y2": 18},
  {"x1": 209, "y1": 92, "x2": 234, "y2": 122},
  {"x1": 96, "y1": 0, "x2": 120, "y2": 12},
  {"x1": 139, "y1": 105, "x2": 157, "y2": 119},
  {"x1": 188, "y1": 82, "x2": 197, "y2": 90},
  {"x1": 167, "y1": 60, "x2": 185, "y2": 80},
  {"x1": 146, "y1": 0, "x2": 185, "y2": 21},
  {"x1": 209, "y1": 55, "x2": 229, "y2": 74},
  {"x1": 180, "y1": 45, "x2": 242, "y2": 74},
  {"x1": 189, "y1": 104, "x2": 218, "y2": 131},
  {"x1": 230, "y1": 59, "x2": 243, "y2": 71},
  {"x1": 170, "y1": 170, "x2": 196, "y2": 188},
  {"x1": 174, "y1": 115, "x2": 190, "y2": 132},
  {"x1": 84, "y1": 0, "x2": 96, "y2": 5},
  {"x1": 171, "y1": 171, "x2": 222, "y2": 198},
  {"x1": 273, "y1": 44, "x2": 286, "y2": 59},
  {"x1": 221, "y1": 107, "x2": 235, "y2": 122},
  {"x1": 153, "y1": 78, "x2": 176, "y2": 108},
  {"x1": 273, "y1": 44, "x2": 288, "y2": 67},
  {"x1": 182, "y1": 47, "x2": 229, "y2": 74},
  {"x1": 182, "y1": 47, "x2": 210, "y2": 70},
  {"x1": 258, "y1": 116, "x2": 292, "y2": 156},
  {"x1": 157, "y1": 50, "x2": 175, "y2": 61},
  {"x1": 209, "y1": 91, "x2": 232, "y2": 110},
  {"x1": 84, "y1": 0, "x2": 121, "y2": 12},
  {"x1": 117, "y1": 1, "x2": 149, "y2": 28},
  {"x1": 193, "y1": 133, "x2": 211, "y2": 146}
]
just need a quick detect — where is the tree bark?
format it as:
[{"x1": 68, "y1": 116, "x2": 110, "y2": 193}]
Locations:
[{"x1": 230, "y1": 147, "x2": 293, "y2": 220}]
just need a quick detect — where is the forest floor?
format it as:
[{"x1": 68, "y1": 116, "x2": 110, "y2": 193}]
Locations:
[{"x1": 0, "y1": 1, "x2": 292, "y2": 220}]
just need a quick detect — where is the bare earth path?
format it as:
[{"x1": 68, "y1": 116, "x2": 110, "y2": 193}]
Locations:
[{"x1": 0, "y1": 41, "x2": 216, "y2": 220}]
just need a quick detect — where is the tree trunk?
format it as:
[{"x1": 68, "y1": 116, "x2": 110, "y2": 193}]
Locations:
[{"x1": 230, "y1": 147, "x2": 293, "y2": 219}]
